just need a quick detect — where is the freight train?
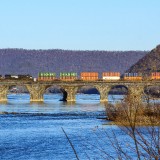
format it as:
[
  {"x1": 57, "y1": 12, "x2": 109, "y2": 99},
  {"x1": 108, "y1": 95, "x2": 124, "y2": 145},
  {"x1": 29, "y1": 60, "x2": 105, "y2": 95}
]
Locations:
[
  {"x1": 0, "y1": 72, "x2": 160, "y2": 81},
  {"x1": 37, "y1": 72, "x2": 160, "y2": 81}
]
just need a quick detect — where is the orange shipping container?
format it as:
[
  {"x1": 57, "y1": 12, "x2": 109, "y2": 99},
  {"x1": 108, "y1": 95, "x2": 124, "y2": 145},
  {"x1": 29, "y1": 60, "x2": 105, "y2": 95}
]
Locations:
[
  {"x1": 81, "y1": 72, "x2": 98, "y2": 77},
  {"x1": 38, "y1": 77, "x2": 56, "y2": 81},
  {"x1": 102, "y1": 72, "x2": 120, "y2": 77},
  {"x1": 124, "y1": 77, "x2": 142, "y2": 80},
  {"x1": 151, "y1": 72, "x2": 160, "y2": 80},
  {"x1": 81, "y1": 76, "x2": 98, "y2": 81},
  {"x1": 60, "y1": 76, "x2": 77, "y2": 81},
  {"x1": 151, "y1": 76, "x2": 160, "y2": 80}
]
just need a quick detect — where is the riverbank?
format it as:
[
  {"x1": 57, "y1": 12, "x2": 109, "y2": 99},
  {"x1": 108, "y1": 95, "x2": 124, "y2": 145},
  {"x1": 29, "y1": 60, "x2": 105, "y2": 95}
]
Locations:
[{"x1": 105, "y1": 98, "x2": 160, "y2": 126}]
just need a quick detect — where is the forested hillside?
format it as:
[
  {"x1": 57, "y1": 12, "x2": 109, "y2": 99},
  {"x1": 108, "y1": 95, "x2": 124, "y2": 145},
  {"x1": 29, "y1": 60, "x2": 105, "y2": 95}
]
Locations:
[
  {"x1": 0, "y1": 49, "x2": 147, "y2": 77},
  {"x1": 127, "y1": 45, "x2": 160, "y2": 74}
]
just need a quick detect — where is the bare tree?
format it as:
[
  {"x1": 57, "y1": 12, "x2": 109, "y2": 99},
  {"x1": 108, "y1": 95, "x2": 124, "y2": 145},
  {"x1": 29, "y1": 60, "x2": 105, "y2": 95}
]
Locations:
[{"x1": 105, "y1": 90, "x2": 160, "y2": 159}]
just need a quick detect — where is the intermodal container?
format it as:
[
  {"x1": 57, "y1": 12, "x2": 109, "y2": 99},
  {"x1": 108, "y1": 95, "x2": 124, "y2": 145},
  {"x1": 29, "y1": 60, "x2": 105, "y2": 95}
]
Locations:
[
  {"x1": 80, "y1": 72, "x2": 98, "y2": 81},
  {"x1": 60, "y1": 72, "x2": 77, "y2": 81},
  {"x1": 38, "y1": 72, "x2": 56, "y2": 81},
  {"x1": 151, "y1": 72, "x2": 160, "y2": 80},
  {"x1": 102, "y1": 72, "x2": 120, "y2": 80},
  {"x1": 124, "y1": 73, "x2": 142, "y2": 80}
]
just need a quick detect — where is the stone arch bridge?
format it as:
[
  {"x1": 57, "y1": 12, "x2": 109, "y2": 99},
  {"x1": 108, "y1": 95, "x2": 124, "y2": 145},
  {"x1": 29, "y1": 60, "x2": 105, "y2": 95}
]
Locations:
[{"x1": 0, "y1": 80, "x2": 159, "y2": 103}]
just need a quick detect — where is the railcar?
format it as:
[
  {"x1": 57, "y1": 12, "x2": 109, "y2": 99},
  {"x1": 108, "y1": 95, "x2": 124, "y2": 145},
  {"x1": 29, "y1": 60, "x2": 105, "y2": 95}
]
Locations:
[
  {"x1": 80, "y1": 72, "x2": 98, "y2": 81},
  {"x1": 150, "y1": 72, "x2": 160, "y2": 80},
  {"x1": 123, "y1": 73, "x2": 142, "y2": 80},
  {"x1": 102, "y1": 72, "x2": 120, "y2": 80},
  {"x1": 38, "y1": 72, "x2": 56, "y2": 81},
  {"x1": 60, "y1": 72, "x2": 77, "y2": 81}
]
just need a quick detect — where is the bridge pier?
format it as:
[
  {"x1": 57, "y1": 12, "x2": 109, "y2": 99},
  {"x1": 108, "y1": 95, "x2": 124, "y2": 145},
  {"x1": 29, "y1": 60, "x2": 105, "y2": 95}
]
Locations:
[
  {"x1": 96, "y1": 85, "x2": 111, "y2": 102},
  {"x1": 128, "y1": 85, "x2": 144, "y2": 104},
  {"x1": 0, "y1": 85, "x2": 8, "y2": 102},
  {"x1": 64, "y1": 86, "x2": 78, "y2": 102},
  {"x1": 26, "y1": 84, "x2": 46, "y2": 102}
]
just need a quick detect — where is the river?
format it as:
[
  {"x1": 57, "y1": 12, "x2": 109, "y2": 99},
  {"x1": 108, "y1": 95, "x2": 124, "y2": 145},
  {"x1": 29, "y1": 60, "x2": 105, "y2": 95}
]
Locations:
[{"x1": 0, "y1": 94, "x2": 141, "y2": 159}]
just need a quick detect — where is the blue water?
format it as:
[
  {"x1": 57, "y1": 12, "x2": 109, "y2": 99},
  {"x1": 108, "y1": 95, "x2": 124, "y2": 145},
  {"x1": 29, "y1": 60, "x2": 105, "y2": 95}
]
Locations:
[{"x1": 0, "y1": 94, "x2": 138, "y2": 160}]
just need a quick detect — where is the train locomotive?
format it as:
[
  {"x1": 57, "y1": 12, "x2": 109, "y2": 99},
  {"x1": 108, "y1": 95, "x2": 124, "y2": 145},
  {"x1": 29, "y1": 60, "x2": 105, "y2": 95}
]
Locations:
[{"x1": 0, "y1": 74, "x2": 33, "y2": 81}]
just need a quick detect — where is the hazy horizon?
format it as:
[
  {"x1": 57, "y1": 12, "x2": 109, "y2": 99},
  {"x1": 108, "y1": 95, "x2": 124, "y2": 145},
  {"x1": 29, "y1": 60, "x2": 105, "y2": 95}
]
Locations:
[{"x1": 0, "y1": 47, "x2": 149, "y2": 52}]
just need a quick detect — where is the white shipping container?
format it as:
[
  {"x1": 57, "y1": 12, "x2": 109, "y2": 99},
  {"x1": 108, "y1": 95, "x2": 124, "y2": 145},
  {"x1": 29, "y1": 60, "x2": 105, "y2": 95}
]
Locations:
[
  {"x1": 34, "y1": 78, "x2": 37, "y2": 82},
  {"x1": 102, "y1": 76, "x2": 120, "y2": 80}
]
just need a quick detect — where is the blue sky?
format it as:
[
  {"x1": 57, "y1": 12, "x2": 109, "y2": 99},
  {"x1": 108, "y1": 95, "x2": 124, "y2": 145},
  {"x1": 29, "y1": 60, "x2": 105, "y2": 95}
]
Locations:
[{"x1": 0, "y1": 0, "x2": 159, "y2": 50}]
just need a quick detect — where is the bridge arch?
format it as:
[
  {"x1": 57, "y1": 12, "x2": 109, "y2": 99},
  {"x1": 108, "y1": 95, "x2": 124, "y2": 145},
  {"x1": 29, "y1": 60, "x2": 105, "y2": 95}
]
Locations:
[
  {"x1": 107, "y1": 85, "x2": 128, "y2": 103},
  {"x1": 76, "y1": 85, "x2": 100, "y2": 102},
  {"x1": 8, "y1": 85, "x2": 30, "y2": 94},
  {"x1": 75, "y1": 84, "x2": 113, "y2": 102},
  {"x1": 8, "y1": 85, "x2": 30, "y2": 102},
  {"x1": 77, "y1": 85, "x2": 100, "y2": 94},
  {"x1": 43, "y1": 85, "x2": 68, "y2": 102},
  {"x1": 0, "y1": 84, "x2": 29, "y2": 102},
  {"x1": 143, "y1": 85, "x2": 160, "y2": 102}
]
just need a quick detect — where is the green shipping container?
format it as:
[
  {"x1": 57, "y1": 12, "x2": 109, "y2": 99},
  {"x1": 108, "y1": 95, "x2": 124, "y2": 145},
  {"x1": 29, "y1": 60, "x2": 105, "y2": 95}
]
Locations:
[
  {"x1": 39, "y1": 72, "x2": 43, "y2": 77},
  {"x1": 39, "y1": 72, "x2": 56, "y2": 77},
  {"x1": 60, "y1": 72, "x2": 77, "y2": 77},
  {"x1": 50, "y1": 73, "x2": 56, "y2": 76},
  {"x1": 70, "y1": 72, "x2": 77, "y2": 76},
  {"x1": 44, "y1": 73, "x2": 48, "y2": 77}
]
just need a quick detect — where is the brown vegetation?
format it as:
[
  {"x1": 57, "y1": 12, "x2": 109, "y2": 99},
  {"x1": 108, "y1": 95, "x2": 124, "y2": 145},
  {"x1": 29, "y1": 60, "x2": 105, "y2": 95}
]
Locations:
[
  {"x1": 105, "y1": 95, "x2": 160, "y2": 126},
  {"x1": 105, "y1": 93, "x2": 160, "y2": 159}
]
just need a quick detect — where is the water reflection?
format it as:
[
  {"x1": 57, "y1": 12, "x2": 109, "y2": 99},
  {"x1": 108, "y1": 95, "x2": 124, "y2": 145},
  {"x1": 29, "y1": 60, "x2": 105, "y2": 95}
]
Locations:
[{"x1": 0, "y1": 94, "x2": 106, "y2": 114}]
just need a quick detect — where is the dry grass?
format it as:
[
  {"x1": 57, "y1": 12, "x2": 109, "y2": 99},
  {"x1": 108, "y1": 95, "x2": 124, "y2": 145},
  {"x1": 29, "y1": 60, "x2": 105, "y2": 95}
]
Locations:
[{"x1": 105, "y1": 95, "x2": 160, "y2": 126}]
